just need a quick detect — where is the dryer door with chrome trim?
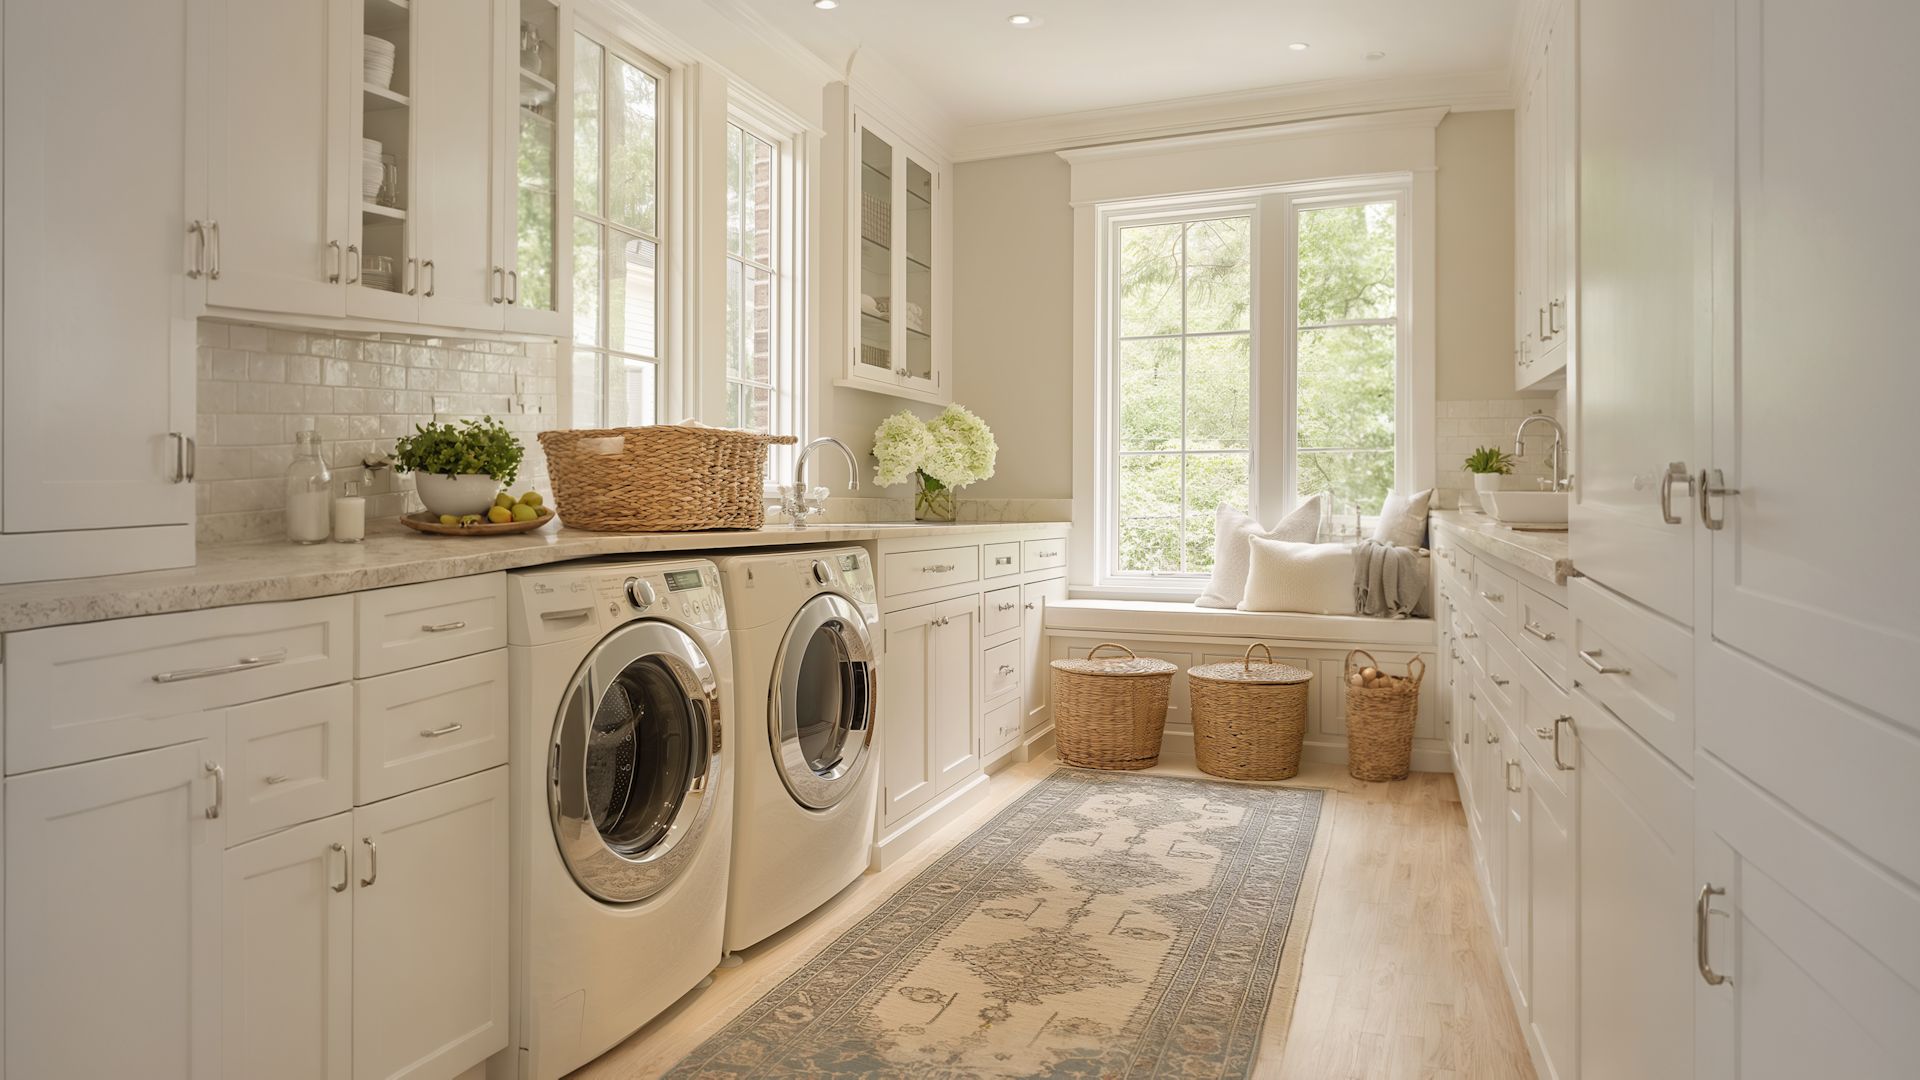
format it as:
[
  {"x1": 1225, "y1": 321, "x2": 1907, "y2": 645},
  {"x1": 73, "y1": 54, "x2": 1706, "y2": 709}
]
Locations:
[
  {"x1": 771, "y1": 593, "x2": 876, "y2": 810},
  {"x1": 551, "y1": 620, "x2": 722, "y2": 904}
]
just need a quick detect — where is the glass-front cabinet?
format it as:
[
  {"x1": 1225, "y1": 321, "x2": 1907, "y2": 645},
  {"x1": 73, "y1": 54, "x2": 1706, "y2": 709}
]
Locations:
[
  {"x1": 844, "y1": 107, "x2": 950, "y2": 403},
  {"x1": 502, "y1": 0, "x2": 566, "y2": 334}
]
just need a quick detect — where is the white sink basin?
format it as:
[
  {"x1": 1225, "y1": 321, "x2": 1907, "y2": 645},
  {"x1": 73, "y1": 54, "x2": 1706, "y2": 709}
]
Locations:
[{"x1": 1479, "y1": 490, "x2": 1569, "y2": 529}]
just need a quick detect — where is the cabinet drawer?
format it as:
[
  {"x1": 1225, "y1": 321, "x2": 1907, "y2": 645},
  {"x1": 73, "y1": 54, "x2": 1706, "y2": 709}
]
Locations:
[
  {"x1": 1453, "y1": 602, "x2": 1484, "y2": 668},
  {"x1": 4, "y1": 595, "x2": 354, "y2": 773},
  {"x1": 982, "y1": 586, "x2": 1022, "y2": 637},
  {"x1": 881, "y1": 546, "x2": 980, "y2": 599},
  {"x1": 1569, "y1": 577, "x2": 1693, "y2": 772},
  {"x1": 983, "y1": 542, "x2": 1021, "y2": 579},
  {"x1": 1471, "y1": 560, "x2": 1519, "y2": 636},
  {"x1": 354, "y1": 649, "x2": 509, "y2": 804},
  {"x1": 1517, "y1": 662, "x2": 1575, "y2": 798},
  {"x1": 984, "y1": 695, "x2": 1022, "y2": 758},
  {"x1": 227, "y1": 683, "x2": 353, "y2": 845},
  {"x1": 1022, "y1": 538, "x2": 1067, "y2": 574},
  {"x1": 355, "y1": 573, "x2": 507, "y2": 677},
  {"x1": 984, "y1": 639, "x2": 1022, "y2": 701},
  {"x1": 1515, "y1": 584, "x2": 1571, "y2": 689},
  {"x1": 1481, "y1": 630, "x2": 1525, "y2": 719}
]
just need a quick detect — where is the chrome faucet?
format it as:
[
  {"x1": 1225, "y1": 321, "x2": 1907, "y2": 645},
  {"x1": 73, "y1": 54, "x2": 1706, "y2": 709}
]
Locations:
[
  {"x1": 783, "y1": 437, "x2": 860, "y2": 528},
  {"x1": 1514, "y1": 414, "x2": 1570, "y2": 492}
]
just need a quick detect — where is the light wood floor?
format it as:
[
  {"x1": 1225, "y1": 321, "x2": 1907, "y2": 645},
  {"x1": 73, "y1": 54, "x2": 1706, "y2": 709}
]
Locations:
[{"x1": 571, "y1": 755, "x2": 1537, "y2": 1080}]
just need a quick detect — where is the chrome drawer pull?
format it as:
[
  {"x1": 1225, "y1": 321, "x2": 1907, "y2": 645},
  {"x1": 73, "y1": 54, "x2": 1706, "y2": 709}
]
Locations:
[
  {"x1": 1552, "y1": 714, "x2": 1574, "y2": 770},
  {"x1": 1506, "y1": 759, "x2": 1521, "y2": 792},
  {"x1": 1521, "y1": 620, "x2": 1557, "y2": 642},
  {"x1": 998, "y1": 664, "x2": 1016, "y2": 676},
  {"x1": 1480, "y1": 589, "x2": 1505, "y2": 603},
  {"x1": 1023, "y1": 601, "x2": 1036, "y2": 611},
  {"x1": 420, "y1": 722, "x2": 464, "y2": 738},
  {"x1": 1035, "y1": 549, "x2": 1059, "y2": 558},
  {"x1": 1486, "y1": 731, "x2": 1500, "y2": 744},
  {"x1": 1697, "y1": 468, "x2": 1740, "y2": 531},
  {"x1": 330, "y1": 842, "x2": 349, "y2": 893},
  {"x1": 994, "y1": 556, "x2": 1014, "y2": 565},
  {"x1": 1490, "y1": 674, "x2": 1510, "y2": 687},
  {"x1": 1696, "y1": 883, "x2": 1731, "y2": 986},
  {"x1": 1578, "y1": 649, "x2": 1630, "y2": 675},
  {"x1": 921, "y1": 563, "x2": 957, "y2": 573},
  {"x1": 204, "y1": 762, "x2": 225, "y2": 819},
  {"x1": 997, "y1": 602, "x2": 1016, "y2": 612},
  {"x1": 1461, "y1": 630, "x2": 1478, "y2": 640},
  {"x1": 421, "y1": 620, "x2": 467, "y2": 633},
  {"x1": 263, "y1": 773, "x2": 290, "y2": 786},
  {"x1": 360, "y1": 837, "x2": 378, "y2": 888},
  {"x1": 153, "y1": 649, "x2": 288, "y2": 684}
]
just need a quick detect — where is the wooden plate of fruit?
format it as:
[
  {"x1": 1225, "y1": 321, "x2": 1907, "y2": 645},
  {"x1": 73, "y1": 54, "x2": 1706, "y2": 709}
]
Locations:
[{"x1": 400, "y1": 492, "x2": 556, "y2": 536}]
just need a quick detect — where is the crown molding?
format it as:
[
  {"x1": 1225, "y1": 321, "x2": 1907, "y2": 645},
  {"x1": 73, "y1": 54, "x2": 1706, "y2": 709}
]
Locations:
[{"x1": 951, "y1": 69, "x2": 1514, "y2": 162}]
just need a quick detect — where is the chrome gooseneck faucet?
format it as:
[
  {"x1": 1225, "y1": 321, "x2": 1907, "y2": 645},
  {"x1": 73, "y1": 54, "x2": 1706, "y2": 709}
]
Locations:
[
  {"x1": 783, "y1": 437, "x2": 860, "y2": 528},
  {"x1": 1514, "y1": 414, "x2": 1570, "y2": 492}
]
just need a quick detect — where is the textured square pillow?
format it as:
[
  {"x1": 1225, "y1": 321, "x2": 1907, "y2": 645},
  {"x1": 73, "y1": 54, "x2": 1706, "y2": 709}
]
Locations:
[
  {"x1": 1194, "y1": 496, "x2": 1324, "y2": 608},
  {"x1": 1238, "y1": 537, "x2": 1357, "y2": 615},
  {"x1": 1371, "y1": 488, "x2": 1434, "y2": 549}
]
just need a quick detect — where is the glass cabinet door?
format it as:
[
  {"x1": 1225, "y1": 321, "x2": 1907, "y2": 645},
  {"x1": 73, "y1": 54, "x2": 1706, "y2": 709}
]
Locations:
[
  {"x1": 902, "y1": 155, "x2": 934, "y2": 383},
  {"x1": 505, "y1": 0, "x2": 562, "y2": 332},
  {"x1": 850, "y1": 112, "x2": 945, "y2": 401},
  {"x1": 857, "y1": 126, "x2": 895, "y2": 380},
  {"x1": 352, "y1": 0, "x2": 417, "y2": 320}
]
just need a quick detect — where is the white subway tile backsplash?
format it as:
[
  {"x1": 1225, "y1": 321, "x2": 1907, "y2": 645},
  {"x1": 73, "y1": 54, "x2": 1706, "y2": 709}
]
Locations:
[{"x1": 1434, "y1": 397, "x2": 1569, "y2": 511}]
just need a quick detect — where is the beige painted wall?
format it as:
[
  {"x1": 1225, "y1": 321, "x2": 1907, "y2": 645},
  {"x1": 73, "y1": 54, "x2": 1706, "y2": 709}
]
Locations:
[{"x1": 944, "y1": 110, "x2": 1517, "y2": 503}]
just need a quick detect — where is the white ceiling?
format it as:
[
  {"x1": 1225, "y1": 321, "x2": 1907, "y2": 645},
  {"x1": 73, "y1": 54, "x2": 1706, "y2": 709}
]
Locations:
[{"x1": 734, "y1": 0, "x2": 1520, "y2": 129}]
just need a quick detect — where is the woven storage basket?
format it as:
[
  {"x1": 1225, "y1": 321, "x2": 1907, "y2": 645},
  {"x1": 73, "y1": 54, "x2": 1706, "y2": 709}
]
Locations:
[
  {"x1": 1189, "y1": 644, "x2": 1313, "y2": 781},
  {"x1": 538, "y1": 426, "x2": 797, "y2": 532},
  {"x1": 1051, "y1": 643, "x2": 1176, "y2": 771},
  {"x1": 1343, "y1": 649, "x2": 1425, "y2": 781}
]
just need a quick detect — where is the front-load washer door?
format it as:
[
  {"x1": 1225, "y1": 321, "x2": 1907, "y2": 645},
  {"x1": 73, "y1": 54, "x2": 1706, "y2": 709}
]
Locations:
[
  {"x1": 771, "y1": 593, "x2": 876, "y2": 810},
  {"x1": 550, "y1": 620, "x2": 722, "y2": 904}
]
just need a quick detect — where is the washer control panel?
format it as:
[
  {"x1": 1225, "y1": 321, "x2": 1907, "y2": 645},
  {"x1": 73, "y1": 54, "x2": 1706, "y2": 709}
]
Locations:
[
  {"x1": 591, "y1": 561, "x2": 724, "y2": 630},
  {"x1": 796, "y1": 548, "x2": 876, "y2": 604}
]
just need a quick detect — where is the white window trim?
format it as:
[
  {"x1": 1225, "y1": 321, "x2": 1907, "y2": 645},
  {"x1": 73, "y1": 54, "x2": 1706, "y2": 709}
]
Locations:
[
  {"x1": 725, "y1": 92, "x2": 811, "y2": 477},
  {"x1": 1066, "y1": 110, "x2": 1441, "y2": 599}
]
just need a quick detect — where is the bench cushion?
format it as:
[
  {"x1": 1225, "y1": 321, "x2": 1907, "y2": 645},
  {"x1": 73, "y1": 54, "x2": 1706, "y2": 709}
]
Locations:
[{"x1": 1046, "y1": 599, "x2": 1435, "y2": 649}]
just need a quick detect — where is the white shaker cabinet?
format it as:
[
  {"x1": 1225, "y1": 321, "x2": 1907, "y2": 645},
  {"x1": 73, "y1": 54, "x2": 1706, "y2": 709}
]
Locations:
[
  {"x1": 879, "y1": 594, "x2": 977, "y2": 825},
  {"x1": 0, "y1": 0, "x2": 199, "y2": 582},
  {"x1": 4, "y1": 736, "x2": 226, "y2": 1080},
  {"x1": 414, "y1": 0, "x2": 508, "y2": 332},
  {"x1": 1020, "y1": 577, "x2": 1067, "y2": 733},
  {"x1": 929, "y1": 599, "x2": 980, "y2": 795}
]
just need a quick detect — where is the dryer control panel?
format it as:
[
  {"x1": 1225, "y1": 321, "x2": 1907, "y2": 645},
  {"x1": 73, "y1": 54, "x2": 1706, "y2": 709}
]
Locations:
[
  {"x1": 800, "y1": 549, "x2": 876, "y2": 606},
  {"x1": 510, "y1": 558, "x2": 725, "y2": 645}
]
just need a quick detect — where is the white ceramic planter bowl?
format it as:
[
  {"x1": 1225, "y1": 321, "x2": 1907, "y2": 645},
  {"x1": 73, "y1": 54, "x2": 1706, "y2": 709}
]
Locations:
[{"x1": 414, "y1": 473, "x2": 501, "y2": 517}]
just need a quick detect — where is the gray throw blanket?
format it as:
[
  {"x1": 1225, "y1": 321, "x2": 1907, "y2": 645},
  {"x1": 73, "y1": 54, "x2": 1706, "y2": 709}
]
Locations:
[{"x1": 1354, "y1": 539, "x2": 1429, "y2": 619}]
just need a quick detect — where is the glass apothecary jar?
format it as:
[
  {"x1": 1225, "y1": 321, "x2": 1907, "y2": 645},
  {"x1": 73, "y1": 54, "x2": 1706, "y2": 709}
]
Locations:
[{"x1": 285, "y1": 430, "x2": 333, "y2": 544}]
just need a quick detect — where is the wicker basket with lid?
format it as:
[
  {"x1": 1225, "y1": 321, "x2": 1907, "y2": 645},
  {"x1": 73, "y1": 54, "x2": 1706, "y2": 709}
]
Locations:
[
  {"x1": 1189, "y1": 644, "x2": 1314, "y2": 781},
  {"x1": 1051, "y1": 643, "x2": 1176, "y2": 770}
]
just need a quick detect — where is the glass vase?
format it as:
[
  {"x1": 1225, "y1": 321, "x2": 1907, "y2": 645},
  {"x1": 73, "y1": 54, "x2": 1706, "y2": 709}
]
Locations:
[
  {"x1": 913, "y1": 473, "x2": 955, "y2": 522},
  {"x1": 285, "y1": 430, "x2": 332, "y2": 544}
]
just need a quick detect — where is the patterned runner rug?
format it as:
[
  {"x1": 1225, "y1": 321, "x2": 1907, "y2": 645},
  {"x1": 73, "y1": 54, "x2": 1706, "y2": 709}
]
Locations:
[{"x1": 663, "y1": 769, "x2": 1330, "y2": 1079}]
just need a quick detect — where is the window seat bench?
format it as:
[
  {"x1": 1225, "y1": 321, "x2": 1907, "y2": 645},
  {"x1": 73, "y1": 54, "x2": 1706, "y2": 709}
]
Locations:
[{"x1": 1044, "y1": 599, "x2": 1435, "y2": 649}]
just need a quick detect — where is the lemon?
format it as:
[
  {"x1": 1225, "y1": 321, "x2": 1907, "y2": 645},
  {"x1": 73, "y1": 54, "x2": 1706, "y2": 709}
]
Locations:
[
  {"x1": 487, "y1": 505, "x2": 513, "y2": 524},
  {"x1": 494, "y1": 492, "x2": 515, "y2": 509},
  {"x1": 518, "y1": 491, "x2": 543, "y2": 508},
  {"x1": 438, "y1": 514, "x2": 459, "y2": 526},
  {"x1": 459, "y1": 514, "x2": 483, "y2": 526},
  {"x1": 510, "y1": 503, "x2": 538, "y2": 522}
]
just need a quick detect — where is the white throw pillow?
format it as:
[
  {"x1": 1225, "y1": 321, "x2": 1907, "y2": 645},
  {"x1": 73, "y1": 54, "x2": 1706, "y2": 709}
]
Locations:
[
  {"x1": 1194, "y1": 497, "x2": 1324, "y2": 608},
  {"x1": 1238, "y1": 537, "x2": 1357, "y2": 615},
  {"x1": 1371, "y1": 488, "x2": 1433, "y2": 549}
]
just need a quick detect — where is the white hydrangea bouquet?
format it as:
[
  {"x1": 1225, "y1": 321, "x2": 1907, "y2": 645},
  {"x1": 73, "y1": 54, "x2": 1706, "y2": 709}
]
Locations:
[{"x1": 872, "y1": 405, "x2": 998, "y2": 522}]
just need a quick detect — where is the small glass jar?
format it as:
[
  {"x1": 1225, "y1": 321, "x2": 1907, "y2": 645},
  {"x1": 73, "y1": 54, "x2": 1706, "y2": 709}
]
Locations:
[
  {"x1": 285, "y1": 430, "x2": 332, "y2": 544},
  {"x1": 333, "y1": 479, "x2": 367, "y2": 543}
]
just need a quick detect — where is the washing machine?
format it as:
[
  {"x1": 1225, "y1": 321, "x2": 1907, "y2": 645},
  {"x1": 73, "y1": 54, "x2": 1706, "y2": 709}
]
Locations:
[
  {"x1": 499, "y1": 557, "x2": 733, "y2": 1080},
  {"x1": 713, "y1": 547, "x2": 881, "y2": 953}
]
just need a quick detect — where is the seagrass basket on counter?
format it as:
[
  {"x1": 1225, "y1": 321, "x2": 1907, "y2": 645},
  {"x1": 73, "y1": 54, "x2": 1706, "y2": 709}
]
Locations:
[
  {"x1": 1051, "y1": 643, "x2": 1176, "y2": 771},
  {"x1": 538, "y1": 426, "x2": 797, "y2": 532},
  {"x1": 1188, "y1": 643, "x2": 1313, "y2": 781},
  {"x1": 1343, "y1": 648, "x2": 1424, "y2": 782}
]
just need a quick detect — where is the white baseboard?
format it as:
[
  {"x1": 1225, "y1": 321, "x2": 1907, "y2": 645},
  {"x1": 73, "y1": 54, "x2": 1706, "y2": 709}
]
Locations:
[{"x1": 870, "y1": 773, "x2": 991, "y2": 870}]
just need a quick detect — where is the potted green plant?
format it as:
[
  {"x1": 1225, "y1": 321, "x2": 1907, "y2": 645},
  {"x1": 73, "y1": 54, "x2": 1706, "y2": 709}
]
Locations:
[
  {"x1": 1464, "y1": 445, "x2": 1516, "y2": 506},
  {"x1": 872, "y1": 405, "x2": 998, "y2": 522},
  {"x1": 393, "y1": 416, "x2": 525, "y2": 517}
]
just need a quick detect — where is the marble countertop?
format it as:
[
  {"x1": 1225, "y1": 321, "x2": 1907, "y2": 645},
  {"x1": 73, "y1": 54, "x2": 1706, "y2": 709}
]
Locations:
[
  {"x1": 1429, "y1": 509, "x2": 1574, "y2": 586},
  {"x1": 0, "y1": 519, "x2": 1071, "y2": 634}
]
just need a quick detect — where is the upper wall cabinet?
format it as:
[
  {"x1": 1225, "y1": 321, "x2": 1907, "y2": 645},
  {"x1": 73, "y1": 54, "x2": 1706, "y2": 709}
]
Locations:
[
  {"x1": 1514, "y1": 0, "x2": 1575, "y2": 392},
  {"x1": 1, "y1": 0, "x2": 201, "y2": 583},
  {"x1": 838, "y1": 98, "x2": 952, "y2": 405},
  {"x1": 205, "y1": 0, "x2": 566, "y2": 336}
]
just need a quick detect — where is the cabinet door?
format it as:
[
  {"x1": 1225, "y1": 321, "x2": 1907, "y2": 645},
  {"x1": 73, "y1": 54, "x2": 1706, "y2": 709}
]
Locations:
[
  {"x1": 1570, "y1": 0, "x2": 1712, "y2": 624},
  {"x1": 223, "y1": 813, "x2": 353, "y2": 1080},
  {"x1": 931, "y1": 598, "x2": 979, "y2": 794},
  {"x1": 352, "y1": 767, "x2": 508, "y2": 1080},
  {"x1": 5, "y1": 738, "x2": 224, "y2": 1080},
  {"x1": 1526, "y1": 750, "x2": 1578, "y2": 1080},
  {"x1": 501, "y1": 0, "x2": 566, "y2": 335},
  {"x1": 1020, "y1": 577, "x2": 1066, "y2": 732},
  {"x1": 1575, "y1": 688, "x2": 1694, "y2": 1080},
  {"x1": 1501, "y1": 731, "x2": 1531, "y2": 1013},
  {"x1": 349, "y1": 0, "x2": 421, "y2": 323},
  {"x1": 1693, "y1": 757, "x2": 1920, "y2": 1080},
  {"x1": 2, "y1": 0, "x2": 198, "y2": 535},
  {"x1": 205, "y1": 0, "x2": 352, "y2": 316},
  {"x1": 1474, "y1": 694, "x2": 1507, "y2": 933},
  {"x1": 879, "y1": 603, "x2": 938, "y2": 824},
  {"x1": 414, "y1": 0, "x2": 506, "y2": 331},
  {"x1": 845, "y1": 111, "x2": 949, "y2": 404}
]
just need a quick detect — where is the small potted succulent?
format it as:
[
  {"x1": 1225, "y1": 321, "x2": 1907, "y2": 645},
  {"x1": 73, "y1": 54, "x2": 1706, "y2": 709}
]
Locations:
[
  {"x1": 1464, "y1": 445, "x2": 1516, "y2": 506},
  {"x1": 872, "y1": 405, "x2": 998, "y2": 522},
  {"x1": 394, "y1": 416, "x2": 525, "y2": 517}
]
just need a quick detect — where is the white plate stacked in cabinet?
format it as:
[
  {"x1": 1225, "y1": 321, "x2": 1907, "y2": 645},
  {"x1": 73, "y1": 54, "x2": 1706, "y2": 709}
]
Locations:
[
  {"x1": 1430, "y1": 522, "x2": 1578, "y2": 1080},
  {"x1": 2, "y1": 576, "x2": 510, "y2": 1080},
  {"x1": 870, "y1": 529, "x2": 1068, "y2": 868}
]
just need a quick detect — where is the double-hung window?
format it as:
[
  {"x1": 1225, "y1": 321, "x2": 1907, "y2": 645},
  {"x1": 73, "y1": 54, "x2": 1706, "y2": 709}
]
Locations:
[
  {"x1": 571, "y1": 31, "x2": 665, "y2": 427},
  {"x1": 722, "y1": 111, "x2": 804, "y2": 476},
  {"x1": 1100, "y1": 180, "x2": 1411, "y2": 587}
]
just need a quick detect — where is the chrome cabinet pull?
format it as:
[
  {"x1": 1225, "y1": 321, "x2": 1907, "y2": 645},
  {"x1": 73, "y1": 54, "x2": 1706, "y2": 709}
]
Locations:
[
  {"x1": 1506, "y1": 759, "x2": 1521, "y2": 792},
  {"x1": 1549, "y1": 297, "x2": 1564, "y2": 334},
  {"x1": 421, "y1": 620, "x2": 467, "y2": 633},
  {"x1": 507, "y1": 268, "x2": 518, "y2": 305},
  {"x1": 1697, "y1": 468, "x2": 1740, "y2": 531},
  {"x1": 1023, "y1": 601, "x2": 1037, "y2": 611},
  {"x1": 360, "y1": 837, "x2": 378, "y2": 887},
  {"x1": 994, "y1": 556, "x2": 1014, "y2": 565},
  {"x1": 1696, "y1": 883, "x2": 1731, "y2": 986},
  {"x1": 1659, "y1": 461, "x2": 1694, "y2": 525},
  {"x1": 1538, "y1": 306, "x2": 1550, "y2": 340},
  {"x1": 1461, "y1": 630, "x2": 1479, "y2": 640},
  {"x1": 185, "y1": 436, "x2": 197, "y2": 482},
  {"x1": 204, "y1": 761, "x2": 225, "y2": 819},
  {"x1": 187, "y1": 221, "x2": 207, "y2": 278},
  {"x1": 422, "y1": 259, "x2": 436, "y2": 297},
  {"x1": 207, "y1": 220, "x2": 222, "y2": 279},
  {"x1": 1036, "y1": 549, "x2": 1059, "y2": 558},
  {"x1": 263, "y1": 773, "x2": 290, "y2": 785},
  {"x1": 996, "y1": 602, "x2": 1016, "y2": 612},
  {"x1": 1486, "y1": 731, "x2": 1500, "y2": 744},
  {"x1": 491, "y1": 266, "x2": 506, "y2": 304},
  {"x1": 327, "y1": 240, "x2": 343, "y2": 284},
  {"x1": 405, "y1": 257, "x2": 418, "y2": 296},
  {"x1": 420, "y1": 722, "x2": 464, "y2": 738},
  {"x1": 330, "y1": 842, "x2": 349, "y2": 893},
  {"x1": 345, "y1": 243, "x2": 361, "y2": 285},
  {"x1": 1490, "y1": 674, "x2": 1510, "y2": 687},
  {"x1": 153, "y1": 649, "x2": 288, "y2": 684},
  {"x1": 921, "y1": 563, "x2": 956, "y2": 573},
  {"x1": 1521, "y1": 620, "x2": 1556, "y2": 642},
  {"x1": 1578, "y1": 649, "x2": 1629, "y2": 676},
  {"x1": 1551, "y1": 714, "x2": 1574, "y2": 770},
  {"x1": 1480, "y1": 589, "x2": 1504, "y2": 604},
  {"x1": 998, "y1": 664, "x2": 1015, "y2": 676},
  {"x1": 170, "y1": 432, "x2": 189, "y2": 483}
]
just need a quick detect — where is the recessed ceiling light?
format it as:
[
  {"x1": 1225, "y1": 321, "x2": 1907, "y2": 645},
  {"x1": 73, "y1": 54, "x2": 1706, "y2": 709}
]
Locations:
[
  {"x1": 1008, "y1": 14, "x2": 1034, "y2": 26},
  {"x1": 1288, "y1": 42, "x2": 1310, "y2": 51},
  {"x1": 812, "y1": 0, "x2": 837, "y2": 9}
]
